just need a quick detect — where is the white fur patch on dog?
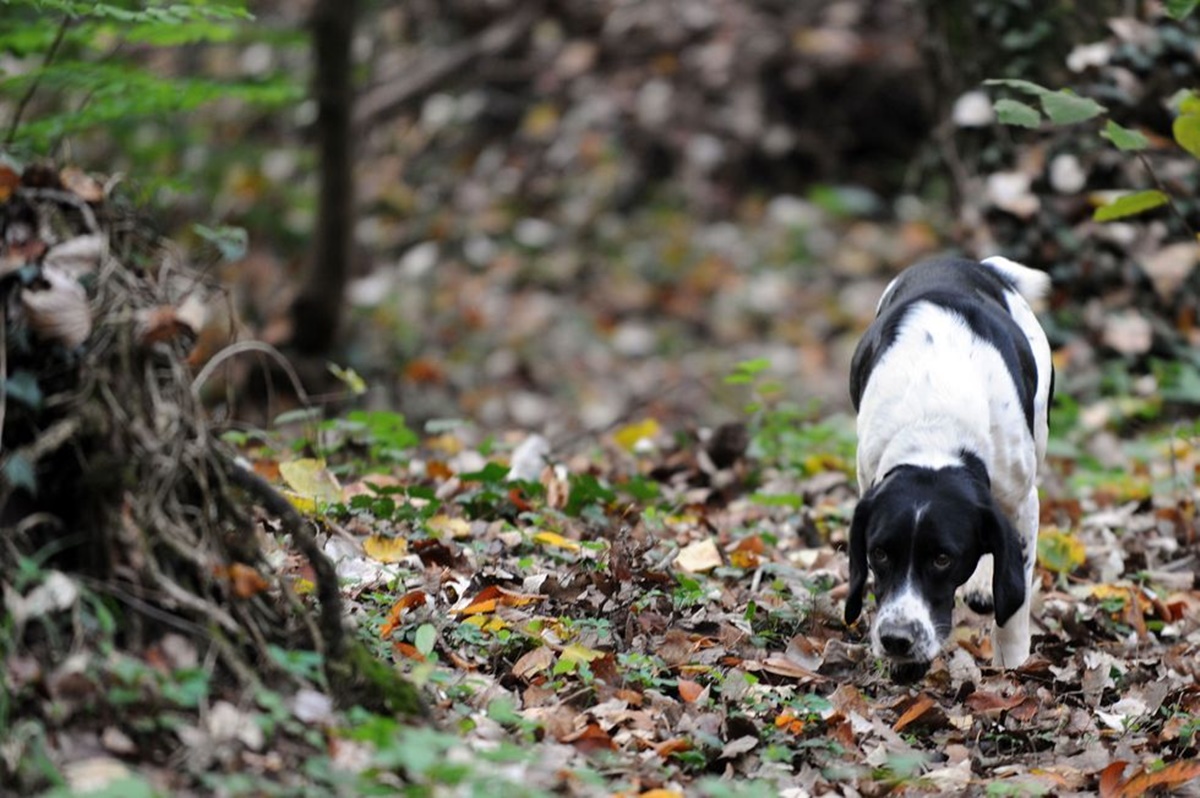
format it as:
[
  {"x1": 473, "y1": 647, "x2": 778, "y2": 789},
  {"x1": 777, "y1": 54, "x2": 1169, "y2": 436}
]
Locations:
[{"x1": 871, "y1": 581, "x2": 940, "y2": 663}]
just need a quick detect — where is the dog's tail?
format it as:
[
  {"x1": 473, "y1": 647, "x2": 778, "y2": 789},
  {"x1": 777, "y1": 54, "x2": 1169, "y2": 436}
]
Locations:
[{"x1": 981, "y1": 256, "x2": 1051, "y2": 303}]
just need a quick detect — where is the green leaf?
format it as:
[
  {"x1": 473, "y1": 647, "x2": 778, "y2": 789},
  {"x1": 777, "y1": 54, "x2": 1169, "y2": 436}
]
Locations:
[
  {"x1": 2, "y1": 454, "x2": 37, "y2": 495},
  {"x1": 414, "y1": 623, "x2": 437, "y2": 657},
  {"x1": 1173, "y1": 113, "x2": 1200, "y2": 159},
  {"x1": 1166, "y1": 0, "x2": 1199, "y2": 19},
  {"x1": 1093, "y1": 190, "x2": 1169, "y2": 222},
  {"x1": 984, "y1": 78, "x2": 1056, "y2": 98},
  {"x1": 994, "y1": 99, "x2": 1042, "y2": 128},
  {"x1": 1178, "y1": 90, "x2": 1200, "y2": 116},
  {"x1": 985, "y1": 79, "x2": 1106, "y2": 125},
  {"x1": 1040, "y1": 91, "x2": 1106, "y2": 125},
  {"x1": 1101, "y1": 120, "x2": 1149, "y2": 151},
  {"x1": 193, "y1": 223, "x2": 248, "y2": 261},
  {"x1": 4, "y1": 370, "x2": 43, "y2": 409}
]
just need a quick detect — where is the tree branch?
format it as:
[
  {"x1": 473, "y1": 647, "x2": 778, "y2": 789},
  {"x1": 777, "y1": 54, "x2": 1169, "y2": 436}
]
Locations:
[{"x1": 353, "y1": 4, "x2": 541, "y2": 129}]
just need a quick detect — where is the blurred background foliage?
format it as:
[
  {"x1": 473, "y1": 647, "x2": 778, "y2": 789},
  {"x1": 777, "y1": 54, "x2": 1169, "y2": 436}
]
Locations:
[{"x1": 2, "y1": 0, "x2": 1199, "y2": 450}]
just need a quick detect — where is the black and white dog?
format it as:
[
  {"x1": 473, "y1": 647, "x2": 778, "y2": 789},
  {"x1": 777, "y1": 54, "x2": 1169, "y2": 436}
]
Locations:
[{"x1": 844, "y1": 256, "x2": 1052, "y2": 679}]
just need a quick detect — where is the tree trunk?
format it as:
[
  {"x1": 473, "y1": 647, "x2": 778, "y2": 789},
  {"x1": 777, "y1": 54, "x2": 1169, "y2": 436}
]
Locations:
[{"x1": 291, "y1": 0, "x2": 357, "y2": 356}]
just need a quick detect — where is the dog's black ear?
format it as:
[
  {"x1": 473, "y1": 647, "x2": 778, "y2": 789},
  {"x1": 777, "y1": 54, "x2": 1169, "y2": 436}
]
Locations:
[
  {"x1": 844, "y1": 495, "x2": 872, "y2": 624},
  {"x1": 982, "y1": 501, "x2": 1026, "y2": 626}
]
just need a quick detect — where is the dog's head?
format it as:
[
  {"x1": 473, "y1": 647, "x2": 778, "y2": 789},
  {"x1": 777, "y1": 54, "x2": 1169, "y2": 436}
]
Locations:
[{"x1": 843, "y1": 458, "x2": 1025, "y2": 678}]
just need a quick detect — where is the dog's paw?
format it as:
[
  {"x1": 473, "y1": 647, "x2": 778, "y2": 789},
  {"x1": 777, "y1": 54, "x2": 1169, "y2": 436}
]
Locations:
[
  {"x1": 963, "y1": 554, "x2": 995, "y2": 615},
  {"x1": 964, "y1": 588, "x2": 994, "y2": 614}
]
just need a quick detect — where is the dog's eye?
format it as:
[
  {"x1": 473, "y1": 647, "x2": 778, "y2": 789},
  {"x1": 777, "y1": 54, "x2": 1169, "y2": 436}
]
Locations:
[
  {"x1": 933, "y1": 553, "x2": 953, "y2": 570},
  {"x1": 870, "y1": 547, "x2": 888, "y2": 566}
]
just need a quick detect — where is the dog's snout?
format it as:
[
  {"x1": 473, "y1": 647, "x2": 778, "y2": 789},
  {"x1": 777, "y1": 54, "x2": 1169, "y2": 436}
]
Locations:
[{"x1": 878, "y1": 622, "x2": 921, "y2": 657}]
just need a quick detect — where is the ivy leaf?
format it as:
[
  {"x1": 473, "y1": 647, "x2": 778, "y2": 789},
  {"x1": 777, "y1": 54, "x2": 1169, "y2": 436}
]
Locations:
[
  {"x1": 985, "y1": 79, "x2": 1106, "y2": 126},
  {"x1": 1101, "y1": 120, "x2": 1149, "y2": 152},
  {"x1": 1173, "y1": 112, "x2": 1200, "y2": 159},
  {"x1": 1166, "y1": 0, "x2": 1200, "y2": 20},
  {"x1": 1040, "y1": 91, "x2": 1106, "y2": 125},
  {"x1": 1093, "y1": 190, "x2": 1169, "y2": 222},
  {"x1": 994, "y1": 99, "x2": 1042, "y2": 129},
  {"x1": 4, "y1": 370, "x2": 43, "y2": 409},
  {"x1": 3, "y1": 453, "x2": 37, "y2": 495},
  {"x1": 984, "y1": 78, "x2": 1055, "y2": 97}
]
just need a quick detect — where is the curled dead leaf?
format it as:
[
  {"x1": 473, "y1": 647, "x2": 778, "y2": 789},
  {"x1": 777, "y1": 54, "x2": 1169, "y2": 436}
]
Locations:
[
  {"x1": 0, "y1": 162, "x2": 18, "y2": 201},
  {"x1": 223, "y1": 562, "x2": 270, "y2": 599},
  {"x1": 562, "y1": 722, "x2": 615, "y2": 753},
  {"x1": 59, "y1": 166, "x2": 106, "y2": 202},
  {"x1": 379, "y1": 589, "x2": 429, "y2": 638},
  {"x1": 653, "y1": 738, "x2": 691, "y2": 758},
  {"x1": 22, "y1": 267, "x2": 92, "y2": 348},
  {"x1": 676, "y1": 537, "x2": 723, "y2": 573},
  {"x1": 43, "y1": 234, "x2": 105, "y2": 278},
  {"x1": 512, "y1": 645, "x2": 555, "y2": 680},
  {"x1": 452, "y1": 584, "x2": 545, "y2": 616},
  {"x1": 677, "y1": 678, "x2": 706, "y2": 703},
  {"x1": 893, "y1": 693, "x2": 938, "y2": 733}
]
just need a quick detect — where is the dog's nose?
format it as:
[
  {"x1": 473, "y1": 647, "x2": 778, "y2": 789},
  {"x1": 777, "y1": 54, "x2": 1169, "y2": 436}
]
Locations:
[
  {"x1": 880, "y1": 632, "x2": 912, "y2": 656},
  {"x1": 878, "y1": 622, "x2": 921, "y2": 657}
]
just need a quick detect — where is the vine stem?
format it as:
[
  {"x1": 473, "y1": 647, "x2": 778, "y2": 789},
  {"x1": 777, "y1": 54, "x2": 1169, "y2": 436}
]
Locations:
[{"x1": 5, "y1": 16, "x2": 72, "y2": 147}]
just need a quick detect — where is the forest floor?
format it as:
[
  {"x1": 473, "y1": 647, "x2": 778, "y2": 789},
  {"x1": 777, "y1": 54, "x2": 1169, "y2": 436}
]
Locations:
[{"x1": 10, "y1": 264, "x2": 1200, "y2": 797}]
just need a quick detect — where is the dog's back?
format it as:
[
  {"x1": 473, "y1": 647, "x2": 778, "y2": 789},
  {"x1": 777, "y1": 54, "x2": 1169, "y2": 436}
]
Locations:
[{"x1": 850, "y1": 257, "x2": 1053, "y2": 508}]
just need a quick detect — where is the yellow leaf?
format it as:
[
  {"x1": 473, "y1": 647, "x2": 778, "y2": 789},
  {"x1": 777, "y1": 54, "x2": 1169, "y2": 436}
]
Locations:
[
  {"x1": 561, "y1": 642, "x2": 604, "y2": 665},
  {"x1": 1037, "y1": 528, "x2": 1086, "y2": 574},
  {"x1": 455, "y1": 598, "x2": 498, "y2": 616},
  {"x1": 279, "y1": 458, "x2": 343, "y2": 506},
  {"x1": 612, "y1": 418, "x2": 661, "y2": 452},
  {"x1": 481, "y1": 616, "x2": 508, "y2": 634},
  {"x1": 362, "y1": 535, "x2": 409, "y2": 563},
  {"x1": 283, "y1": 492, "x2": 318, "y2": 514},
  {"x1": 425, "y1": 433, "x2": 463, "y2": 455},
  {"x1": 1091, "y1": 584, "x2": 1132, "y2": 604},
  {"x1": 533, "y1": 530, "x2": 581, "y2": 552},
  {"x1": 427, "y1": 515, "x2": 471, "y2": 539},
  {"x1": 292, "y1": 578, "x2": 315, "y2": 595},
  {"x1": 461, "y1": 615, "x2": 508, "y2": 634},
  {"x1": 521, "y1": 102, "x2": 559, "y2": 140}
]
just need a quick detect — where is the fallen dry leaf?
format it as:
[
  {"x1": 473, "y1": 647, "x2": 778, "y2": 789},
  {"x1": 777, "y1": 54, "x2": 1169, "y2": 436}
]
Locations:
[
  {"x1": 226, "y1": 562, "x2": 270, "y2": 599},
  {"x1": 893, "y1": 693, "x2": 937, "y2": 733},
  {"x1": 677, "y1": 678, "x2": 706, "y2": 703},
  {"x1": 533, "y1": 530, "x2": 581, "y2": 552},
  {"x1": 362, "y1": 535, "x2": 409, "y2": 563},
  {"x1": 512, "y1": 645, "x2": 555, "y2": 680},
  {"x1": 676, "y1": 537, "x2": 722, "y2": 573}
]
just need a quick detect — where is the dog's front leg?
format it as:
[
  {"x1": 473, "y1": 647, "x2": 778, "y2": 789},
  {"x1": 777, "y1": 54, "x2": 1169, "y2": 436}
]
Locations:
[{"x1": 992, "y1": 489, "x2": 1039, "y2": 668}]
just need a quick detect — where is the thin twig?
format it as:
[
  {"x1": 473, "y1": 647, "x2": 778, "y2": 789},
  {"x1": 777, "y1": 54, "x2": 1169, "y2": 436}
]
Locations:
[
  {"x1": 0, "y1": 303, "x2": 6, "y2": 457},
  {"x1": 354, "y1": 3, "x2": 541, "y2": 128},
  {"x1": 15, "y1": 188, "x2": 100, "y2": 233},
  {"x1": 1136, "y1": 151, "x2": 1197, "y2": 239},
  {"x1": 4, "y1": 15, "x2": 71, "y2": 147},
  {"x1": 190, "y1": 340, "x2": 311, "y2": 405},
  {"x1": 222, "y1": 455, "x2": 346, "y2": 661}
]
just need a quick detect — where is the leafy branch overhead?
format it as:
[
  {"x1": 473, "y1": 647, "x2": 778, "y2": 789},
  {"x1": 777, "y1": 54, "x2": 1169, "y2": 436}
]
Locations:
[
  {"x1": 986, "y1": 76, "x2": 1200, "y2": 224},
  {"x1": 0, "y1": 0, "x2": 300, "y2": 150}
]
